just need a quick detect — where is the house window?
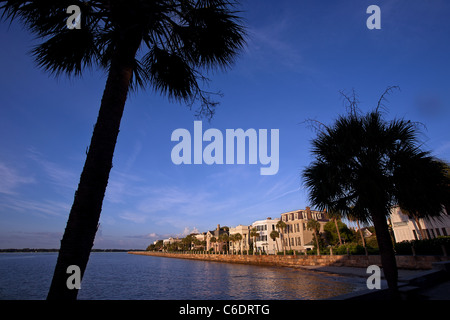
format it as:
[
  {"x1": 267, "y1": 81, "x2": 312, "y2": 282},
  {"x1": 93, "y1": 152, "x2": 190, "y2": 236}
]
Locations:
[
  {"x1": 436, "y1": 228, "x2": 441, "y2": 236},
  {"x1": 443, "y1": 228, "x2": 448, "y2": 236},
  {"x1": 413, "y1": 230, "x2": 418, "y2": 240}
]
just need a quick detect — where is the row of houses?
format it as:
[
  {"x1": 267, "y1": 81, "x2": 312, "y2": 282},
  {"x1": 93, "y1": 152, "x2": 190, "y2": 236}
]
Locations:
[
  {"x1": 157, "y1": 206, "x2": 450, "y2": 254},
  {"x1": 159, "y1": 207, "x2": 330, "y2": 254}
]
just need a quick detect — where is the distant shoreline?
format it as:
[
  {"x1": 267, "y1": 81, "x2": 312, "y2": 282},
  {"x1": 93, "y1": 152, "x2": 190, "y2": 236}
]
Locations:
[{"x1": 0, "y1": 248, "x2": 145, "y2": 253}]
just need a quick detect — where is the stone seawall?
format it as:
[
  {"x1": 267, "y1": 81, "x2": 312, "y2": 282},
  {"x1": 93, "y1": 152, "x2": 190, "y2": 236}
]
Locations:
[{"x1": 128, "y1": 251, "x2": 450, "y2": 270}]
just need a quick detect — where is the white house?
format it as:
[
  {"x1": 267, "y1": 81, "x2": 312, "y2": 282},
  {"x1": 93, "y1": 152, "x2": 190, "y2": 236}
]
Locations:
[
  {"x1": 251, "y1": 217, "x2": 282, "y2": 254},
  {"x1": 228, "y1": 224, "x2": 250, "y2": 253},
  {"x1": 390, "y1": 206, "x2": 450, "y2": 242}
]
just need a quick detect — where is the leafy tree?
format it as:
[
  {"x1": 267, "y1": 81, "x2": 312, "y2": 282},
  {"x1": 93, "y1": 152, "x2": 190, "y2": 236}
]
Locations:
[
  {"x1": 181, "y1": 234, "x2": 195, "y2": 250},
  {"x1": 323, "y1": 220, "x2": 354, "y2": 245},
  {"x1": 302, "y1": 88, "x2": 450, "y2": 297},
  {"x1": 0, "y1": 0, "x2": 246, "y2": 300},
  {"x1": 146, "y1": 240, "x2": 163, "y2": 251}
]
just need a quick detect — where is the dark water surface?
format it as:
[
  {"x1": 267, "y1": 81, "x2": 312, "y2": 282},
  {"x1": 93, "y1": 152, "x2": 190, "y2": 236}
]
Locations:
[{"x1": 0, "y1": 252, "x2": 366, "y2": 300}]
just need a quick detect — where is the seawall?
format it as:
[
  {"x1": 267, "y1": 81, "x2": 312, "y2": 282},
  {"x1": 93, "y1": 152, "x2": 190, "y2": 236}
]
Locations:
[{"x1": 128, "y1": 251, "x2": 450, "y2": 270}]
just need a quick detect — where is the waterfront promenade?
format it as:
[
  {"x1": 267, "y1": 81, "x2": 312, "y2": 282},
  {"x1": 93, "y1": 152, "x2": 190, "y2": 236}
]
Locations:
[{"x1": 129, "y1": 251, "x2": 449, "y2": 270}]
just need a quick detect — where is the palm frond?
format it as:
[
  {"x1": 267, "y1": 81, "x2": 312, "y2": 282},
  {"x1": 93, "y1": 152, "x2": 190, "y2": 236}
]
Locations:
[
  {"x1": 1, "y1": 0, "x2": 247, "y2": 119},
  {"x1": 303, "y1": 89, "x2": 450, "y2": 224},
  {"x1": 31, "y1": 28, "x2": 98, "y2": 77}
]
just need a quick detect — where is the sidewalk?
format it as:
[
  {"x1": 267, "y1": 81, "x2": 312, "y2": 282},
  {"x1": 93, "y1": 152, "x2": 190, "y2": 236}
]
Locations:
[
  {"x1": 298, "y1": 264, "x2": 450, "y2": 300},
  {"x1": 416, "y1": 280, "x2": 450, "y2": 300},
  {"x1": 298, "y1": 265, "x2": 424, "y2": 281}
]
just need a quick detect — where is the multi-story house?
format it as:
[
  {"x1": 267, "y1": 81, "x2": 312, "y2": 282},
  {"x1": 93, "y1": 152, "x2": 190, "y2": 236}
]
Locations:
[
  {"x1": 162, "y1": 237, "x2": 182, "y2": 251},
  {"x1": 206, "y1": 224, "x2": 229, "y2": 252},
  {"x1": 251, "y1": 217, "x2": 281, "y2": 254},
  {"x1": 390, "y1": 206, "x2": 450, "y2": 242},
  {"x1": 279, "y1": 207, "x2": 329, "y2": 253},
  {"x1": 228, "y1": 224, "x2": 250, "y2": 254}
]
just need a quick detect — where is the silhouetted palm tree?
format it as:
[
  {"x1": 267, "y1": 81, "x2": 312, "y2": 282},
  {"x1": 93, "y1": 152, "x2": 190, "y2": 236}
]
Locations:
[
  {"x1": 1, "y1": 0, "x2": 246, "y2": 300},
  {"x1": 395, "y1": 157, "x2": 450, "y2": 239},
  {"x1": 303, "y1": 88, "x2": 450, "y2": 298}
]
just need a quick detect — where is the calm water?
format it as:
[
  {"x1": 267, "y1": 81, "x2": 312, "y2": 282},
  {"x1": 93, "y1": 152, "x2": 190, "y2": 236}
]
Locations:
[{"x1": 0, "y1": 252, "x2": 366, "y2": 300}]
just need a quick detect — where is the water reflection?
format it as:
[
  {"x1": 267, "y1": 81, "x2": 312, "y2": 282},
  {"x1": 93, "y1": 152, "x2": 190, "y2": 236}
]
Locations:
[
  {"x1": 0, "y1": 253, "x2": 366, "y2": 300},
  {"x1": 142, "y1": 258, "x2": 365, "y2": 300}
]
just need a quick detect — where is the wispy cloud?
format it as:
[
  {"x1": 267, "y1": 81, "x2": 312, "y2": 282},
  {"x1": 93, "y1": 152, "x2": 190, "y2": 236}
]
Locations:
[
  {"x1": 118, "y1": 211, "x2": 149, "y2": 224},
  {"x1": 248, "y1": 18, "x2": 303, "y2": 70},
  {"x1": 0, "y1": 198, "x2": 69, "y2": 218},
  {"x1": 434, "y1": 141, "x2": 450, "y2": 158},
  {"x1": 0, "y1": 231, "x2": 63, "y2": 249},
  {"x1": 0, "y1": 161, "x2": 35, "y2": 195},
  {"x1": 104, "y1": 171, "x2": 147, "y2": 204},
  {"x1": 27, "y1": 148, "x2": 77, "y2": 191}
]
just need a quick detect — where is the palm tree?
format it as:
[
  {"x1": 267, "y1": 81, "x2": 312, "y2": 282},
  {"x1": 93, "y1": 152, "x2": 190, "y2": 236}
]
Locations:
[
  {"x1": 347, "y1": 210, "x2": 368, "y2": 254},
  {"x1": 327, "y1": 210, "x2": 343, "y2": 246},
  {"x1": 307, "y1": 219, "x2": 321, "y2": 255},
  {"x1": 302, "y1": 88, "x2": 450, "y2": 297},
  {"x1": 0, "y1": 1, "x2": 246, "y2": 300},
  {"x1": 276, "y1": 220, "x2": 286, "y2": 255},
  {"x1": 395, "y1": 156, "x2": 450, "y2": 242},
  {"x1": 270, "y1": 230, "x2": 280, "y2": 254},
  {"x1": 219, "y1": 233, "x2": 229, "y2": 254},
  {"x1": 228, "y1": 234, "x2": 235, "y2": 254},
  {"x1": 250, "y1": 227, "x2": 259, "y2": 255},
  {"x1": 234, "y1": 232, "x2": 242, "y2": 254},
  {"x1": 210, "y1": 236, "x2": 217, "y2": 253}
]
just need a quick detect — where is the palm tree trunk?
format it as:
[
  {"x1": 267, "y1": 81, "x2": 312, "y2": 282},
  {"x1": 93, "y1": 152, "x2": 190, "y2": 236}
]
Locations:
[
  {"x1": 414, "y1": 216, "x2": 427, "y2": 240},
  {"x1": 371, "y1": 208, "x2": 399, "y2": 299},
  {"x1": 279, "y1": 229, "x2": 285, "y2": 255},
  {"x1": 356, "y1": 220, "x2": 367, "y2": 255},
  {"x1": 314, "y1": 231, "x2": 320, "y2": 255},
  {"x1": 276, "y1": 238, "x2": 279, "y2": 253},
  {"x1": 334, "y1": 218, "x2": 343, "y2": 245},
  {"x1": 47, "y1": 35, "x2": 141, "y2": 300}
]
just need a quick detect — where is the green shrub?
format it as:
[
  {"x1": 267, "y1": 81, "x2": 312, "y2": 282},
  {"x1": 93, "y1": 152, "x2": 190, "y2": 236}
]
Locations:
[
  {"x1": 332, "y1": 243, "x2": 379, "y2": 255},
  {"x1": 394, "y1": 236, "x2": 450, "y2": 255}
]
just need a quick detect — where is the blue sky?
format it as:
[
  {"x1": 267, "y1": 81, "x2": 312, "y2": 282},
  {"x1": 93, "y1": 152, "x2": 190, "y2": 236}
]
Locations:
[{"x1": 1, "y1": 0, "x2": 450, "y2": 249}]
